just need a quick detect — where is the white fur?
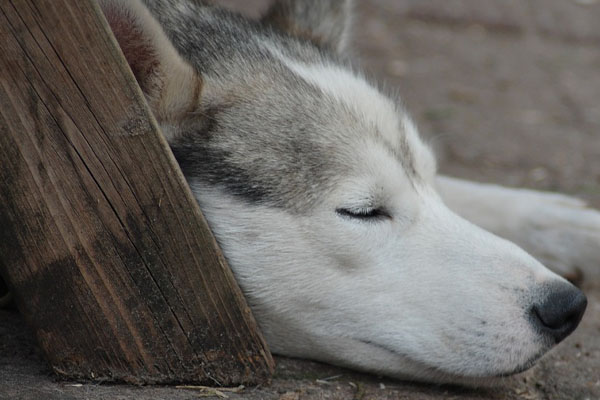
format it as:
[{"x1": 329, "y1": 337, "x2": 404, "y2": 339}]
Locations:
[{"x1": 190, "y1": 147, "x2": 568, "y2": 381}]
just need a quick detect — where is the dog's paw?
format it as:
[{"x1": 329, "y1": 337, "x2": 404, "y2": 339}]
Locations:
[{"x1": 511, "y1": 191, "x2": 600, "y2": 283}]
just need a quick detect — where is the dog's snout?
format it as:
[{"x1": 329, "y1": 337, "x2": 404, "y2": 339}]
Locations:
[{"x1": 530, "y1": 283, "x2": 587, "y2": 343}]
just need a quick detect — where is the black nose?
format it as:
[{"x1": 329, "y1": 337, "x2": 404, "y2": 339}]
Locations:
[{"x1": 530, "y1": 283, "x2": 587, "y2": 343}]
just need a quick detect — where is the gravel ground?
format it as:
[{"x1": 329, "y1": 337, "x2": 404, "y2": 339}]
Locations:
[{"x1": 2, "y1": 0, "x2": 599, "y2": 399}]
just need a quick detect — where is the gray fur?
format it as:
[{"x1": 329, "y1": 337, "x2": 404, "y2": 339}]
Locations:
[{"x1": 136, "y1": 0, "x2": 412, "y2": 211}]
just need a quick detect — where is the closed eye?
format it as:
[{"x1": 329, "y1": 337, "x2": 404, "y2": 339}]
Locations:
[{"x1": 336, "y1": 207, "x2": 391, "y2": 221}]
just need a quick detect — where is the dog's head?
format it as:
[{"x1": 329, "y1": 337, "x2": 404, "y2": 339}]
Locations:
[{"x1": 101, "y1": 0, "x2": 586, "y2": 382}]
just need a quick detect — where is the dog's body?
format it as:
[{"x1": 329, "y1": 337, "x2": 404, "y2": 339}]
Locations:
[{"x1": 100, "y1": 0, "x2": 597, "y2": 383}]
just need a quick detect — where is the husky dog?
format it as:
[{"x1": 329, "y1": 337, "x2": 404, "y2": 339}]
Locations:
[{"x1": 99, "y1": 0, "x2": 597, "y2": 382}]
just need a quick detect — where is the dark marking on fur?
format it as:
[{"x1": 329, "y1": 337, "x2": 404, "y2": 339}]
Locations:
[
  {"x1": 174, "y1": 144, "x2": 272, "y2": 204},
  {"x1": 171, "y1": 104, "x2": 272, "y2": 204},
  {"x1": 184, "y1": 74, "x2": 205, "y2": 117},
  {"x1": 399, "y1": 135, "x2": 417, "y2": 179},
  {"x1": 371, "y1": 130, "x2": 418, "y2": 181}
]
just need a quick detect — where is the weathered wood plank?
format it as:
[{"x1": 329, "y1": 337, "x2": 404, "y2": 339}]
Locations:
[{"x1": 0, "y1": 0, "x2": 274, "y2": 385}]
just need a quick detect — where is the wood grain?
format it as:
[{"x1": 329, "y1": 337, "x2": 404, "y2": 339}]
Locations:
[{"x1": 0, "y1": 0, "x2": 274, "y2": 385}]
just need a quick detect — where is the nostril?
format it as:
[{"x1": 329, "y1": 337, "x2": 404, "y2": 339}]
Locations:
[
  {"x1": 531, "y1": 284, "x2": 587, "y2": 343},
  {"x1": 534, "y1": 293, "x2": 586, "y2": 330}
]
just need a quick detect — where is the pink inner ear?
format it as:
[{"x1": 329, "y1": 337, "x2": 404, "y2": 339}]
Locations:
[{"x1": 102, "y1": 4, "x2": 160, "y2": 94}]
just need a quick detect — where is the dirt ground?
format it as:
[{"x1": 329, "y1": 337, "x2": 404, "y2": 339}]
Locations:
[{"x1": 2, "y1": 0, "x2": 600, "y2": 399}]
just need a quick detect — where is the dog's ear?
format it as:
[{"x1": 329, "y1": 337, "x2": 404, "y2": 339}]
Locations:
[
  {"x1": 99, "y1": 0, "x2": 201, "y2": 128},
  {"x1": 262, "y1": 0, "x2": 354, "y2": 55}
]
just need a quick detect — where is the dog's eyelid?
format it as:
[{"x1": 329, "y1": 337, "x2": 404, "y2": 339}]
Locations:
[{"x1": 335, "y1": 206, "x2": 391, "y2": 221}]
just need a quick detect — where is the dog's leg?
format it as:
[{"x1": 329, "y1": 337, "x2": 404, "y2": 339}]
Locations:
[{"x1": 436, "y1": 175, "x2": 600, "y2": 281}]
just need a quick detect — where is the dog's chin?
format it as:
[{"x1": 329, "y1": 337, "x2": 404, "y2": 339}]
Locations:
[
  {"x1": 355, "y1": 338, "x2": 548, "y2": 386},
  {"x1": 493, "y1": 347, "x2": 550, "y2": 378},
  {"x1": 417, "y1": 355, "x2": 551, "y2": 387},
  {"x1": 402, "y1": 361, "x2": 543, "y2": 388},
  {"x1": 409, "y1": 355, "x2": 549, "y2": 387}
]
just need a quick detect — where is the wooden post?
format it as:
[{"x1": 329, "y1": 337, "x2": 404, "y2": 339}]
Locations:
[{"x1": 0, "y1": 0, "x2": 274, "y2": 385}]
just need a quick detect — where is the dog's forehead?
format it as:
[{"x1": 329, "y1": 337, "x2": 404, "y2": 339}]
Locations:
[
  {"x1": 277, "y1": 55, "x2": 399, "y2": 142},
  {"x1": 267, "y1": 47, "x2": 437, "y2": 182},
  {"x1": 171, "y1": 37, "x2": 434, "y2": 212}
]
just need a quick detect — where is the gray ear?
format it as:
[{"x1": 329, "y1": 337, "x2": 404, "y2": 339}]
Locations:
[
  {"x1": 99, "y1": 0, "x2": 201, "y2": 131},
  {"x1": 262, "y1": 0, "x2": 354, "y2": 55}
]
